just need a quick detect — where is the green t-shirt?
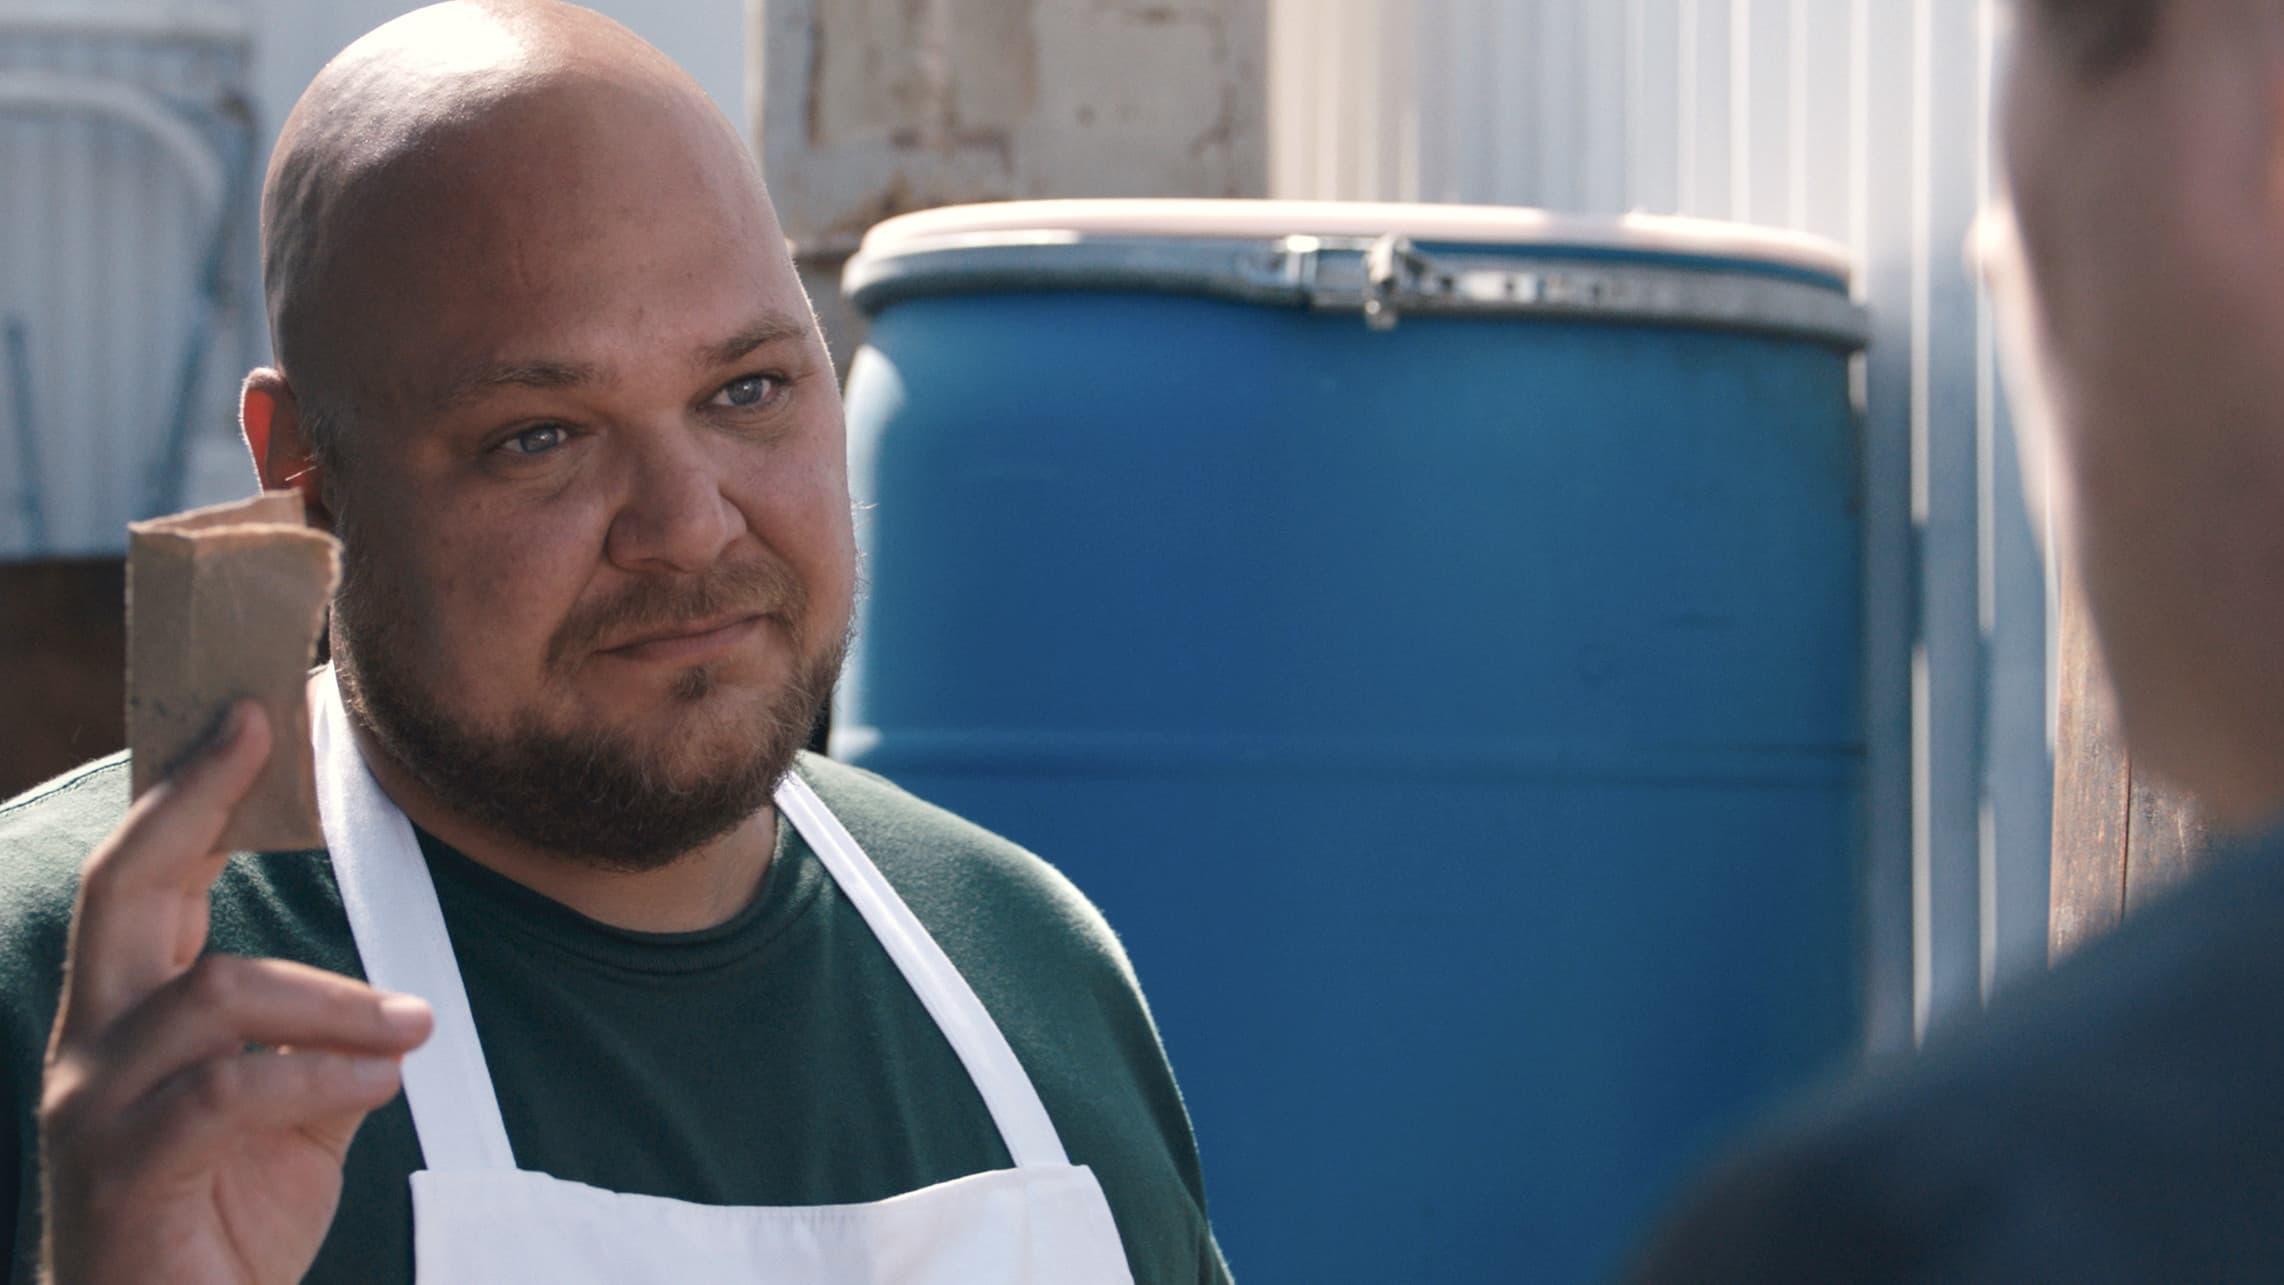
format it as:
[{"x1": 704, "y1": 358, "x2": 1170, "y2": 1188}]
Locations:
[{"x1": 0, "y1": 751, "x2": 1230, "y2": 1283}]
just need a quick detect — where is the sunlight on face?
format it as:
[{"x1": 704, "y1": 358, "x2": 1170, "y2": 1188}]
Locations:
[
  {"x1": 1970, "y1": 204, "x2": 2063, "y2": 557},
  {"x1": 1988, "y1": 0, "x2": 2284, "y2": 824}
]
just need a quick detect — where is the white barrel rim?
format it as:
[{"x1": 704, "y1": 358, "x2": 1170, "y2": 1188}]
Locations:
[{"x1": 854, "y1": 199, "x2": 1856, "y2": 285}]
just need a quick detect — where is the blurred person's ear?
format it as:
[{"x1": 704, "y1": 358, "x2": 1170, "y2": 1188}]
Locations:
[{"x1": 239, "y1": 370, "x2": 331, "y2": 532}]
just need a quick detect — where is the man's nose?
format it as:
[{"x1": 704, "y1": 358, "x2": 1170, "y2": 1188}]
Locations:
[{"x1": 604, "y1": 427, "x2": 743, "y2": 574}]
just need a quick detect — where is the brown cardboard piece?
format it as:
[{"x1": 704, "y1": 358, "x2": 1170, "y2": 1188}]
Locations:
[{"x1": 127, "y1": 492, "x2": 341, "y2": 851}]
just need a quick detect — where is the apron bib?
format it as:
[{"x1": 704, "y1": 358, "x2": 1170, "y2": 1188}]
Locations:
[{"x1": 309, "y1": 667, "x2": 1134, "y2": 1283}]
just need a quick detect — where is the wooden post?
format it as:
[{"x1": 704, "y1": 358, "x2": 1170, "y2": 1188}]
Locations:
[
  {"x1": 0, "y1": 558, "x2": 126, "y2": 800},
  {"x1": 2049, "y1": 567, "x2": 2212, "y2": 959}
]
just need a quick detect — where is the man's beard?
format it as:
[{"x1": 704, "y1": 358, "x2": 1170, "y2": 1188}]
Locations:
[{"x1": 331, "y1": 546, "x2": 846, "y2": 872}]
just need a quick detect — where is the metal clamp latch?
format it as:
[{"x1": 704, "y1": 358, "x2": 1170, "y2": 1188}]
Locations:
[
  {"x1": 1364, "y1": 233, "x2": 1434, "y2": 330},
  {"x1": 1279, "y1": 232, "x2": 1468, "y2": 330}
]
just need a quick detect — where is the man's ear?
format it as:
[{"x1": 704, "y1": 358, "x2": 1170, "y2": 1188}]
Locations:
[{"x1": 240, "y1": 369, "x2": 334, "y2": 531}]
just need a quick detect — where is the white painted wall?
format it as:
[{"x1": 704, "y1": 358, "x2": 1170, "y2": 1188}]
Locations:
[
  {"x1": 0, "y1": 3, "x2": 256, "y2": 556},
  {"x1": 1268, "y1": 0, "x2": 2051, "y2": 1050}
]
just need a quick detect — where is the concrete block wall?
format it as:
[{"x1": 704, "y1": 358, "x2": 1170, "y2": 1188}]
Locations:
[{"x1": 752, "y1": 0, "x2": 1268, "y2": 364}]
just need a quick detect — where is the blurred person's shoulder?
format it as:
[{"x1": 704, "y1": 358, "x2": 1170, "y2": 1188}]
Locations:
[{"x1": 1629, "y1": 824, "x2": 2284, "y2": 1284}]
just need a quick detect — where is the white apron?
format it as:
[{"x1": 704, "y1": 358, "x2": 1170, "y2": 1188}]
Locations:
[{"x1": 308, "y1": 666, "x2": 1134, "y2": 1283}]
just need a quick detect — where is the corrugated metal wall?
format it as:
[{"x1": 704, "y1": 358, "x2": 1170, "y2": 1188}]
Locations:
[
  {"x1": 1269, "y1": 0, "x2": 2052, "y2": 1050},
  {"x1": 0, "y1": 4, "x2": 261, "y2": 558}
]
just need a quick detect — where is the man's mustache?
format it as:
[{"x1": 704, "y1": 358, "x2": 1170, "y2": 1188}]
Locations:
[{"x1": 546, "y1": 557, "x2": 806, "y2": 669}]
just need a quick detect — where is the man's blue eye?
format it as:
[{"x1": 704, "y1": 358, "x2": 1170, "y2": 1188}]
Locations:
[
  {"x1": 716, "y1": 376, "x2": 776, "y2": 408},
  {"x1": 507, "y1": 424, "x2": 567, "y2": 455}
]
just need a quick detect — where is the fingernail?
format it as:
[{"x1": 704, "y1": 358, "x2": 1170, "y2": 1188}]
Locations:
[
  {"x1": 207, "y1": 701, "x2": 253, "y2": 752},
  {"x1": 378, "y1": 993, "x2": 432, "y2": 1038},
  {"x1": 235, "y1": 700, "x2": 270, "y2": 742},
  {"x1": 161, "y1": 703, "x2": 253, "y2": 780},
  {"x1": 352, "y1": 1056, "x2": 400, "y2": 1088}
]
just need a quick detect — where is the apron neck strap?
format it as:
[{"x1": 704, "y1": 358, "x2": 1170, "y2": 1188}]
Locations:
[
  {"x1": 775, "y1": 774, "x2": 1073, "y2": 1169},
  {"x1": 313, "y1": 665, "x2": 1073, "y2": 1174},
  {"x1": 311, "y1": 666, "x2": 519, "y2": 1172}
]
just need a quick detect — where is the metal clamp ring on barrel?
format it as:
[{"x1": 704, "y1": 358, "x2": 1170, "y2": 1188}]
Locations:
[
  {"x1": 841, "y1": 231, "x2": 1871, "y2": 351},
  {"x1": 1319, "y1": 232, "x2": 1868, "y2": 348}
]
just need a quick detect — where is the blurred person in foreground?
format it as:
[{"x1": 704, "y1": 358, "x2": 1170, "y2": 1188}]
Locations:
[
  {"x1": 0, "y1": 2, "x2": 1227, "y2": 1281},
  {"x1": 1632, "y1": 0, "x2": 2284, "y2": 1279}
]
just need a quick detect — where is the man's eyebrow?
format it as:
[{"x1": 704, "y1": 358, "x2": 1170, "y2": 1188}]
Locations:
[
  {"x1": 424, "y1": 315, "x2": 808, "y2": 414},
  {"x1": 701, "y1": 315, "x2": 810, "y2": 369},
  {"x1": 431, "y1": 358, "x2": 602, "y2": 414}
]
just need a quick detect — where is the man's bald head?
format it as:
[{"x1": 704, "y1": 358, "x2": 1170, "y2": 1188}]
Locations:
[
  {"x1": 246, "y1": 2, "x2": 853, "y2": 870},
  {"x1": 259, "y1": 0, "x2": 788, "y2": 468}
]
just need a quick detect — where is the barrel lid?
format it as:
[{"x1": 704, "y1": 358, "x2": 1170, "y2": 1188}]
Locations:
[
  {"x1": 844, "y1": 199, "x2": 1868, "y2": 349},
  {"x1": 855, "y1": 198, "x2": 1856, "y2": 284}
]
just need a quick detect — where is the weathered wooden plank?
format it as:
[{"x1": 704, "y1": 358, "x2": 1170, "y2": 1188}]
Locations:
[
  {"x1": 2123, "y1": 768, "x2": 2211, "y2": 913},
  {"x1": 0, "y1": 557, "x2": 126, "y2": 799},
  {"x1": 2048, "y1": 569, "x2": 2130, "y2": 959}
]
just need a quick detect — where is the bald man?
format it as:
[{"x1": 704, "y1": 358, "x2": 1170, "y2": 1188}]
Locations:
[
  {"x1": 1630, "y1": 0, "x2": 2284, "y2": 1277},
  {"x1": 0, "y1": 3, "x2": 1228, "y2": 1281}
]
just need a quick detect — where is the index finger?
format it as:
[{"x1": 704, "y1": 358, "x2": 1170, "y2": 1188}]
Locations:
[{"x1": 55, "y1": 701, "x2": 274, "y2": 1042}]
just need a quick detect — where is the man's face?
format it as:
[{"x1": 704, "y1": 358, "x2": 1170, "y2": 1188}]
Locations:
[
  {"x1": 1998, "y1": 0, "x2": 2284, "y2": 820},
  {"x1": 315, "y1": 83, "x2": 855, "y2": 864}
]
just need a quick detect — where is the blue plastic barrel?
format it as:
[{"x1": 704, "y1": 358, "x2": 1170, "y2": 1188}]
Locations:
[{"x1": 835, "y1": 200, "x2": 1871, "y2": 1283}]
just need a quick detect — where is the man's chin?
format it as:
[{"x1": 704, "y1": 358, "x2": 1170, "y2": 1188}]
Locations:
[
  {"x1": 599, "y1": 663, "x2": 824, "y2": 759},
  {"x1": 623, "y1": 714, "x2": 799, "y2": 788},
  {"x1": 440, "y1": 710, "x2": 793, "y2": 871}
]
